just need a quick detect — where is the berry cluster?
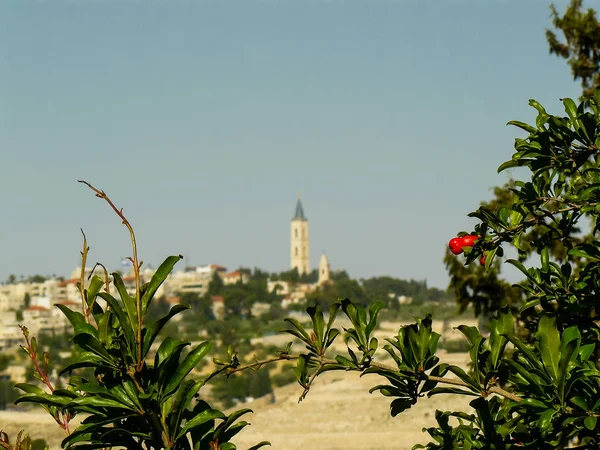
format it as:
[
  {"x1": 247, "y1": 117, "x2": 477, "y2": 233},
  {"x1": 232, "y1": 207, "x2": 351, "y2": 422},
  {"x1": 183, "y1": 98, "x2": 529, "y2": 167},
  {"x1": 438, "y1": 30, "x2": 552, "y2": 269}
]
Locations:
[{"x1": 448, "y1": 234, "x2": 486, "y2": 266}]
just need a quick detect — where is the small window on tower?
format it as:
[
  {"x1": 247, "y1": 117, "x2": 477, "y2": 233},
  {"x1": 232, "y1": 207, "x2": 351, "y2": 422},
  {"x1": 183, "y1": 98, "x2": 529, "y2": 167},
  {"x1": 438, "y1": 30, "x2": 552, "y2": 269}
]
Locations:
[
  {"x1": 295, "y1": 229, "x2": 298, "y2": 238},
  {"x1": 295, "y1": 247, "x2": 298, "y2": 256}
]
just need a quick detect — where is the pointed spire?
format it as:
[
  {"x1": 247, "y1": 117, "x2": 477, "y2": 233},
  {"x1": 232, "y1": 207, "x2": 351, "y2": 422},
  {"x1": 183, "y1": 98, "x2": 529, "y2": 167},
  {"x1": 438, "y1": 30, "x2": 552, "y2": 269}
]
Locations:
[{"x1": 293, "y1": 196, "x2": 307, "y2": 221}]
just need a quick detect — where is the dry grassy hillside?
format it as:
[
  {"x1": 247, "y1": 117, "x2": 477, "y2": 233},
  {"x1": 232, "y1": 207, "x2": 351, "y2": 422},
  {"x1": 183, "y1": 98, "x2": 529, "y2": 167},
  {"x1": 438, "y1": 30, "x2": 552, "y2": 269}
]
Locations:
[{"x1": 229, "y1": 351, "x2": 472, "y2": 450}]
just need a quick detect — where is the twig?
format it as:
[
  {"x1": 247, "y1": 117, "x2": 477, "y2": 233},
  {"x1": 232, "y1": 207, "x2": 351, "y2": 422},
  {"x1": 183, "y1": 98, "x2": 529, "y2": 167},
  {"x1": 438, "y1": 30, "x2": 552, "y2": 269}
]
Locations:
[
  {"x1": 79, "y1": 229, "x2": 90, "y2": 323},
  {"x1": 224, "y1": 354, "x2": 299, "y2": 376},
  {"x1": 18, "y1": 326, "x2": 72, "y2": 434}
]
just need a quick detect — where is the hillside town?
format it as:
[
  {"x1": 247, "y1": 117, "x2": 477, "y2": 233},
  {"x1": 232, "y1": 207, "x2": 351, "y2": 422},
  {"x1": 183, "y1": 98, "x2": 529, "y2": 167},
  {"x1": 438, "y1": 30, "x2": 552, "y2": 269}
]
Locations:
[{"x1": 0, "y1": 198, "x2": 342, "y2": 351}]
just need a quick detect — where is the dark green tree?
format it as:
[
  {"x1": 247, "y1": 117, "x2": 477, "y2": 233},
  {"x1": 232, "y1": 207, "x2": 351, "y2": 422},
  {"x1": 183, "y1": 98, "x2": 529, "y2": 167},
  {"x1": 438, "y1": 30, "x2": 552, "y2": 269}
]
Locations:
[
  {"x1": 547, "y1": 0, "x2": 600, "y2": 99},
  {"x1": 206, "y1": 271, "x2": 224, "y2": 296}
]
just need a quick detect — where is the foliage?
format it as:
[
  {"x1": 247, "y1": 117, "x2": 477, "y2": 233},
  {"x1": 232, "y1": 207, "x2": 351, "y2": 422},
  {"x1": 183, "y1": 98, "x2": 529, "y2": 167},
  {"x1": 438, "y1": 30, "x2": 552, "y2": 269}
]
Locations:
[
  {"x1": 0, "y1": 432, "x2": 48, "y2": 450},
  {"x1": 0, "y1": 353, "x2": 11, "y2": 373},
  {"x1": 12, "y1": 182, "x2": 270, "y2": 450},
  {"x1": 446, "y1": 0, "x2": 600, "y2": 320},
  {"x1": 547, "y1": 0, "x2": 600, "y2": 99}
]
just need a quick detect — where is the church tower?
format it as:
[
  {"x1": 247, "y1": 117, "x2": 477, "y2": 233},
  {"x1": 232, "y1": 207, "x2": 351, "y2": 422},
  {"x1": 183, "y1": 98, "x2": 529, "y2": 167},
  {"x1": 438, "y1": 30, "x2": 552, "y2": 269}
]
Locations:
[
  {"x1": 318, "y1": 253, "x2": 330, "y2": 285},
  {"x1": 291, "y1": 196, "x2": 310, "y2": 275}
]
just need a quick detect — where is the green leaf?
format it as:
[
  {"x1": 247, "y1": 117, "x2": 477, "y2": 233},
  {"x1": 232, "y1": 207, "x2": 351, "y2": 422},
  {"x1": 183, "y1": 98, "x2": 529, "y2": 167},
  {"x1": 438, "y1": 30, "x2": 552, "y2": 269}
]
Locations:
[
  {"x1": 585, "y1": 415, "x2": 597, "y2": 430},
  {"x1": 176, "y1": 408, "x2": 225, "y2": 440},
  {"x1": 67, "y1": 392, "x2": 137, "y2": 411},
  {"x1": 72, "y1": 329, "x2": 115, "y2": 363},
  {"x1": 507, "y1": 120, "x2": 537, "y2": 134},
  {"x1": 112, "y1": 272, "x2": 138, "y2": 331},
  {"x1": 55, "y1": 304, "x2": 86, "y2": 328},
  {"x1": 536, "y1": 408, "x2": 556, "y2": 433},
  {"x1": 306, "y1": 304, "x2": 325, "y2": 353},
  {"x1": 427, "y1": 387, "x2": 478, "y2": 397},
  {"x1": 15, "y1": 392, "x2": 71, "y2": 408},
  {"x1": 366, "y1": 302, "x2": 385, "y2": 338},
  {"x1": 562, "y1": 97, "x2": 578, "y2": 120},
  {"x1": 537, "y1": 315, "x2": 560, "y2": 382},
  {"x1": 570, "y1": 396, "x2": 588, "y2": 411},
  {"x1": 98, "y1": 292, "x2": 135, "y2": 350},
  {"x1": 568, "y1": 246, "x2": 600, "y2": 262},
  {"x1": 489, "y1": 307, "x2": 513, "y2": 369},
  {"x1": 447, "y1": 366, "x2": 481, "y2": 393},
  {"x1": 163, "y1": 341, "x2": 211, "y2": 397},
  {"x1": 540, "y1": 247, "x2": 549, "y2": 273},
  {"x1": 14, "y1": 383, "x2": 47, "y2": 395},
  {"x1": 557, "y1": 329, "x2": 579, "y2": 404},
  {"x1": 143, "y1": 303, "x2": 191, "y2": 356},
  {"x1": 169, "y1": 380, "x2": 204, "y2": 435},
  {"x1": 86, "y1": 275, "x2": 105, "y2": 312},
  {"x1": 141, "y1": 255, "x2": 183, "y2": 315},
  {"x1": 579, "y1": 343, "x2": 595, "y2": 361},
  {"x1": 283, "y1": 318, "x2": 311, "y2": 343},
  {"x1": 59, "y1": 351, "x2": 115, "y2": 376},
  {"x1": 155, "y1": 337, "x2": 190, "y2": 369},
  {"x1": 389, "y1": 398, "x2": 415, "y2": 417}
]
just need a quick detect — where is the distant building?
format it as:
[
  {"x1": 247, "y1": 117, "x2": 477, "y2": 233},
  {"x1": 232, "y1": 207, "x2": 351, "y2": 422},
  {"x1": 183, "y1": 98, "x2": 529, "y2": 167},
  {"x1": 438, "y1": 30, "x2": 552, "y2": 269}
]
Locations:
[
  {"x1": 291, "y1": 196, "x2": 310, "y2": 275},
  {"x1": 221, "y1": 270, "x2": 250, "y2": 285},
  {"x1": 318, "y1": 253, "x2": 331, "y2": 286},
  {"x1": 163, "y1": 264, "x2": 224, "y2": 296}
]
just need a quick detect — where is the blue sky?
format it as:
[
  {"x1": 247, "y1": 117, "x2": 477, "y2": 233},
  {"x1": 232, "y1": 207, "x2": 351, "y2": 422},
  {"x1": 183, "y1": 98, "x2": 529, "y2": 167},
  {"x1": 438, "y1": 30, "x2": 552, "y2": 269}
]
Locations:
[{"x1": 0, "y1": 0, "x2": 584, "y2": 288}]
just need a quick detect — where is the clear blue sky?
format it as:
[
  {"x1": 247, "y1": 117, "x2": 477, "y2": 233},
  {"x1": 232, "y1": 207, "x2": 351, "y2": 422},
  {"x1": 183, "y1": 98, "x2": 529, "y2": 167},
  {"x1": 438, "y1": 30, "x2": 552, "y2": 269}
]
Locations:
[{"x1": 0, "y1": 0, "x2": 584, "y2": 288}]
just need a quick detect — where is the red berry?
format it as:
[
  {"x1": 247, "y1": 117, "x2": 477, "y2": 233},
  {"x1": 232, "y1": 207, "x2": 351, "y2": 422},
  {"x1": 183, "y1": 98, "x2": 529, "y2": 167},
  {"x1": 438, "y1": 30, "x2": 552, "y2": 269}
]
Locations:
[
  {"x1": 480, "y1": 255, "x2": 486, "y2": 266},
  {"x1": 449, "y1": 238, "x2": 464, "y2": 255},
  {"x1": 462, "y1": 234, "x2": 479, "y2": 248}
]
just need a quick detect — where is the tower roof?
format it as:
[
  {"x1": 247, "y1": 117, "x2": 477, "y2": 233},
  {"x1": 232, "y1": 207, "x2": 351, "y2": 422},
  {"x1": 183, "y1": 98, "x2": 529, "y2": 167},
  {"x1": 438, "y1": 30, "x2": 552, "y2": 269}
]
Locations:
[{"x1": 292, "y1": 197, "x2": 307, "y2": 221}]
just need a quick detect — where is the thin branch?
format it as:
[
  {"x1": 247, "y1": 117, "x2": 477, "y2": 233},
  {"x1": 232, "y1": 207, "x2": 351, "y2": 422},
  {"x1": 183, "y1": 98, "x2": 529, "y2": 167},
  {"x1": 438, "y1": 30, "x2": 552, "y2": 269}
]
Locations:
[
  {"x1": 224, "y1": 354, "x2": 299, "y2": 376},
  {"x1": 206, "y1": 353, "x2": 523, "y2": 403},
  {"x1": 78, "y1": 180, "x2": 144, "y2": 371},
  {"x1": 18, "y1": 326, "x2": 72, "y2": 434},
  {"x1": 79, "y1": 229, "x2": 90, "y2": 323}
]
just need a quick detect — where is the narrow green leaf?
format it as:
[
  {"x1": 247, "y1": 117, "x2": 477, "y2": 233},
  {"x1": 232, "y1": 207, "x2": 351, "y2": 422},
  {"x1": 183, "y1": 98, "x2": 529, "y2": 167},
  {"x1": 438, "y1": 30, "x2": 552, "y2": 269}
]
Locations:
[
  {"x1": 55, "y1": 304, "x2": 86, "y2": 328},
  {"x1": 163, "y1": 342, "x2": 211, "y2": 397},
  {"x1": 112, "y1": 272, "x2": 137, "y2": 330},
  {"x1": 143, "y1": 303, "x2": 191, "y2": 356},
  {"x1": 537, "y1": 315, "x2": 560, "y2": 382},
  {"x1": 98, "y1": 292, "x2": 135, "y2": 350},
  {"x1": 141, "y1": 255, "x2": 183, "y2": 314},
  {"x1": 176, "y1": 408, "x2": 225, "y2": 440}
]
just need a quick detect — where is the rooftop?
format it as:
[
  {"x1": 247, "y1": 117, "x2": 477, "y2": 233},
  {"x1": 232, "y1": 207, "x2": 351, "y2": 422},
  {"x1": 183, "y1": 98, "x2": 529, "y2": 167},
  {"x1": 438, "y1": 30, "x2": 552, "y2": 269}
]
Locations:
[{"x1": 292, "y1": 197, "x2": 307, "y2": 221}]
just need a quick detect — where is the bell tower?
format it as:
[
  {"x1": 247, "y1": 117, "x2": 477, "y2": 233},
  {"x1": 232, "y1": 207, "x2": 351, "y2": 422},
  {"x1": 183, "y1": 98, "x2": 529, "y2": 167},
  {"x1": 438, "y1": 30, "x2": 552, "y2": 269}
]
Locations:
[
  {"x1": 291, "y1": 195, "x2": 310, "y2": 275},
  {"x1": 318, "y1": 253, "x2": 330, "y2": 285}
]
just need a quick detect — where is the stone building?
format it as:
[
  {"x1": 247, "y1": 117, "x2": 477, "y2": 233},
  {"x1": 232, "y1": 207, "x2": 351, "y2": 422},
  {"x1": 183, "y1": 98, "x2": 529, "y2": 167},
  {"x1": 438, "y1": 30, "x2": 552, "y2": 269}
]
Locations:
[{"x1": 290, "y1": 196, "x2": 310, "y2": 275}]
